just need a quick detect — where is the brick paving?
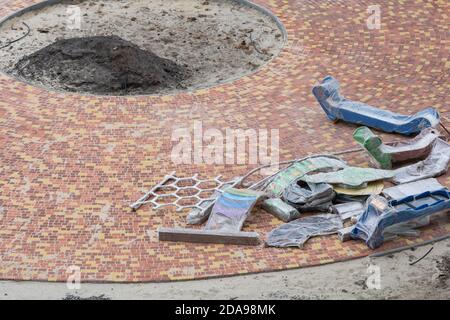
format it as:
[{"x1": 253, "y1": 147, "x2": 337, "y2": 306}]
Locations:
[{"x1": 0, "y1": 0, "x2": 448, "y2": 282}]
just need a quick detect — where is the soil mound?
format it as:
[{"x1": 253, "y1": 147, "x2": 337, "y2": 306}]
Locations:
[{"x1": 13, "y1": 35, "x2": 188, "y2": 95}]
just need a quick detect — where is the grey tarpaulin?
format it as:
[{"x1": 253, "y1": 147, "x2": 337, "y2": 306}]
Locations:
[
  {"x1": 261, "y1": 198, "x2": 301, "y2": 222},
  {"x1": 331, "y1": 201, "x2": 365, "y2": 220},
  {"x1": 283, "y1": 180, "x2": 335, "y2": 212},
  {"x1": 382, "y1": 178, "x2": 444, "y2": 200},
  {"x1": 384, "y1": 216, "x2": 431, "y2": 238},
  {"x1": 266, "y1": 214, "x2": 343, "y2": 248},
  {"x1": 393, "y1": 138, "x2": 450, "y2": 184}
]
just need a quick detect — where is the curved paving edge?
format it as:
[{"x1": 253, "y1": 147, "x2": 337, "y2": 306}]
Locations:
[
  {"x1": 0, "y1": 0, "x2": 448, "y2": 282},
  {"x1": 0, "y1": 0, "x2": 288, "y2": 97}
]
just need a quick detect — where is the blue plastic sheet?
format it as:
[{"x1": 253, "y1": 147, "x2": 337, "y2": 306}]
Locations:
[
  {"x1": 351, "y1": 189, "x2": 450, "y2": 249},
  {"x1": 312, "y1": 76, "x2": 440, "y2": 135}
]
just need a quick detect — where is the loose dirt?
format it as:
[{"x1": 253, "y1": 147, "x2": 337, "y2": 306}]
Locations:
[
  {"x1": 1, "y1": 239, "x2": 449, "y2": 300},
  {"x1": 13, "y1": 35, "x2": 188, "y2": 95}
]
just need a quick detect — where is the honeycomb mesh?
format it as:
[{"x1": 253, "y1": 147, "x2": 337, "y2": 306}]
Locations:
[{"x1": 130, "y1": 171, "x2": 240, "y2": 212}]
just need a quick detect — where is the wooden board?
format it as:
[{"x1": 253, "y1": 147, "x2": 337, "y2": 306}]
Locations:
[{"x1": 158, "y1": 228, "x2": 260, "y2": 246}]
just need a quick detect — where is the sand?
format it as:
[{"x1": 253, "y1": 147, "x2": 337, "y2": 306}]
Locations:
[
  {"x1": 1, "y1": 239, "x2": 449, "y2": 300},
  {"x1": 0, "y1": 0, "x2": 285, "y2": 95}
]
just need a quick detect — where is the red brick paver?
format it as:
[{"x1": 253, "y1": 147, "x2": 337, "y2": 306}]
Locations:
[{"x1": 0, "y1": 0, "x2": 449, "y2": 282}]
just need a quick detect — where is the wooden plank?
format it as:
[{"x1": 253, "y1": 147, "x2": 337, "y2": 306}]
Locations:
[{"x1": 158, "y1": 228, "x2": 260, "y2": 246}]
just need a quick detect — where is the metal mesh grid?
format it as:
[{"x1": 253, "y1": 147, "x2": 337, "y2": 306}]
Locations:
[{"x1": 130, "y1": 171, "x2": 240, "y2": 212}]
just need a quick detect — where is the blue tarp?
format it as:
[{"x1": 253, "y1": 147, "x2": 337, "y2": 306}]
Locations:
[
  {"x1": 351, "y1": 189, "x2": 450, "y2": 249},
  {"x1": 312, "y1": 76, "x2": 440, "y2": 135}
]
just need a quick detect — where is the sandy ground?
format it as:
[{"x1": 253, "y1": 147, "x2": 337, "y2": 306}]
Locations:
[
  {"x1": 0, "y1": 238, "x2": 449, "y2": 300},
  {"x1": 0, "y1": 0, "x2": 284, "y2": 95}
]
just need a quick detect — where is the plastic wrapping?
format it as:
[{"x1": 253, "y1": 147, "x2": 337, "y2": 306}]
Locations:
[
  {"x1": 283, "y1": 180, "x2": 334, "y2": 212},
  {"x1": 335, "y1": 194, "x2": 369, "y2": 203},
  {"x1": 334, "y1": 181, "x2": 384, "y2": 196},
  {"x1": 354, "y1": 127, "x2": 438, "y2": 169},
  {"x1": 301, "y1": 167, "x2": 394, "y2": 188},
  {"x1": 266, "y1": 214, "x2": 343, "y2": 248},
  {"x1": 384, "y1": 216, "x2": 431, "y2": 238},
  {"x1": 312, "y1": 76, "x2": 440, "y2": 135},
  {"x1": 261, "y1": 198, "x2": 301, "y2": 222},
  {"x1": 338, "y1": 226, "x2": 356, "y2": 242},
  {"x1": 331, "y1": 201, "x2": 365, "y2": 220},
  {"x1": 187, "y1": 195, "x2": 217, "y2": 225},
  {"x1": 205, "y1": 188, "x2": 264, "y2": 232},
  {"x1": 382, "y1": 178, "x2": 444, "y2": 200},
  {"x1": 393, "y1": 138, "x2": 450, "y2": 184},
  {"x1": 352, "y1": 189, "x2": 450, "y2": 249},
  {"x1": 264, "y1": 156, "x2": 347, "y2": 197}
]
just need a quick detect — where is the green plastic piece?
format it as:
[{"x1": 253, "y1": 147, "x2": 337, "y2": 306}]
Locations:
[
  {"x1": 265, "y1": 156, "x2": 347, "y2": 197},
  {"x1": 301, "y1": 167, "x2": 394, "y2": 188},
  {"x1": 353, "y1": 127, "x2": 392, "y2": 169}
]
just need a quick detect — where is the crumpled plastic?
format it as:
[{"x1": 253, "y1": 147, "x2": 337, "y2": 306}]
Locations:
[
  {"x1": 264, "y1": 155, "x2": 347, "y2": 197},
  {"x1": 266, "y1": 214, "x2": 343, "y2": 248},
  {"x1": 334, "y1": 181, "x2": 384, "y2": 196},
  {"x1": 384, "y1": 216, "x2": 431, "y2": 238},
  {"x1": 312, "y1": 76, "x2": 440, "y2": 135},
  {"x1": 352, "y1": 190, "x2": 450, "y2": 249},
  {"x1": 382, "y1": 178, "x2": 444, "y2": 200},
  {"x1": 283, "y1": 180, "x2": 335, "y2": 212},
  {"x1": 354, "y1": 126, "x2": 438, "y2": 169},
  {"x1": 205, "y1": 188, "x2": 264, "y2": 232},
  {"x1": 393, "y1": 138, "x2": 450, "y2": 184},
  {"x1": 331, "y1": 201, "x2": 365, "y2": 220},
  {"x1": 301, "y1": 167, "x2": 394, "y2": 188},
  {"x1": 187, "y1": 197, "x2": 217, "y2": 225},
  {"x1": 261, "y1": 198, "x2": 301, "y2": 222}
]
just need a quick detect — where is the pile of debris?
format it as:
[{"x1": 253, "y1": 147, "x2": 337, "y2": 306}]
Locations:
[
  {"x1": 13, "y1": 35, "x2": 189, "y2": 95},
  {"x1": 132, "y1": 76, "x2": 450, "y2": 250}
]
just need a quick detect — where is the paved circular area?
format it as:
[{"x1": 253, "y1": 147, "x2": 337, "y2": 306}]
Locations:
[{"x1": 0, "y1": 0, "x2": 449, "y2": 282}]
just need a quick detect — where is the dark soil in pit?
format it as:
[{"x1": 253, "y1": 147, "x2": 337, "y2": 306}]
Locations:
[
  {"x1": 0, "y1": 0, "x2": 285, "y2": 96},
  {"x1": 13, "y1": 35, "x2": 189, "y2": 95}
]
